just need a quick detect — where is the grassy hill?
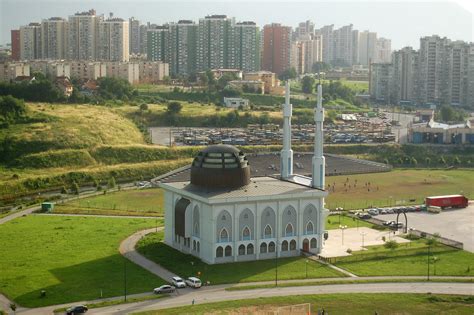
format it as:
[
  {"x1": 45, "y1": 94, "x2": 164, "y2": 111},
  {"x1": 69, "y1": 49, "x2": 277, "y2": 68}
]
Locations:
[{"x1": 0, "y1": 103, "x2": 145, "y2": 162}]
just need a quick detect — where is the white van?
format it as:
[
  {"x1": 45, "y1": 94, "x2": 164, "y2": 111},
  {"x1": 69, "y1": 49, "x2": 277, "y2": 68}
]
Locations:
[{"x1": 185, "y1": 277, "x2": 202, "y2": 288}]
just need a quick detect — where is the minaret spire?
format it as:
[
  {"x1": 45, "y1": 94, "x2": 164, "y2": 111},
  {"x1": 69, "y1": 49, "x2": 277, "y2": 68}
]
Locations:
[
  {"x1": 312, "y1": 83, "x2": 325, "y2": 189},
  {"x1": 280, "y1": 81, "x2": 293, "y2": 179}
]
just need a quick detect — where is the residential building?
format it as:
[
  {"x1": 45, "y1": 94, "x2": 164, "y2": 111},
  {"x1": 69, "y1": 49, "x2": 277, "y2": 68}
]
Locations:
[
  {"x1": 376, "y1": 38, "x2": 392, "y2": 63},
  {"x1": 30, "y1": 60, "x2": 71, "y2": 78},
  {"x1": 301, "y1": 34, "x2": 323, "y2": 73},
  {"x1": 20, "y1": 23, "x2": 42, "y2": 60},
  {"x1": 147, "y1": 25, "x2": 170, "y2": 63},
  {"x1": 391, "y1": 47, "x2": 418, "y2": 105},
  {"x1": 55, "y1": 76, "x2": 73, "y2": 97},
  {"x1": 316, "y1": 25, "x2": 334, "y2": 65},
  {"x1": 294, "y1": 20, "x2": 315, "y2": 40},
  {"x1": 0, "y1": 62, "x2": 30, "y2": 82},
  {"x1": 129, "y1": 17, "x2": 141, "y2": 55},
  {"x1": 139, "y1": 24, "x2": 149, "y2": 54},
  {"x1": 446, "y1": 41, "x2": 471, "y2": 106},
  {"x1": 69, "y1": 61, "x2": 106, "y2": 80},
  {"x1": 138, "y1": 61, "x2": 169, "y2": 83},
  {"x1": 105, "y1": 61, "x2": 139, "y2": 84},
  {"x1": 262, "y1": 23, "x2": 291, "y2": 75},
  {"x1": 290, "y1": 41, "x2": 305, "y2": 74},
  {"x1": 243, "y1": 71, "x2": 284, "y2": 95},
  {"x1": 233, "y1": 21, "x2": 260, "y2": 72},
  {"x1": 98, "y1": 18, "x2": 130, "y2": 62},
  {"x1": 11, "y1": 30, "x2": 21, "y2": 61},
  {"x1": 68, "y1": 9, "x2": 103, "y2": 60},
  {"x1": 369, "y1": 62, "x2": 393, "y2": 103},
  {"x1": 358, "y1": 30, "x2": 377, "y2": 66},
  {"x1": 169, "y1": 20, "x2": 198, "y2": 75},
  {"x1": 41, "y1": 17, "x2": 68, "y2": 60},
  {"x1": 333, "y1": 24, "x2": 355, "y2": 66},
  {"x1": 197, "y1": 15, "x2": 234, "y2": 71}
]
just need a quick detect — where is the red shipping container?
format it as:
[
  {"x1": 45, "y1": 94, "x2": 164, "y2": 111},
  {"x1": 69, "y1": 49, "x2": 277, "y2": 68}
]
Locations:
[{"x1": 425, "y1": 195, "x2": 468, "y2": 209}]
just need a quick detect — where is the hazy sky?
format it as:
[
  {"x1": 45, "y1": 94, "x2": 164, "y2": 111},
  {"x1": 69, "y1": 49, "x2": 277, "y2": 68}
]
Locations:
[{"x1": 0, "y1": 0, "x2": 472, "y2": 49}]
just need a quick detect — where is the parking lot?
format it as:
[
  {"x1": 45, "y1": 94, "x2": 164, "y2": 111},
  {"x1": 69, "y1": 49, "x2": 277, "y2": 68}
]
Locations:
[{"x1": 377, "y1": 203, "x2": 474, "y2": 253}]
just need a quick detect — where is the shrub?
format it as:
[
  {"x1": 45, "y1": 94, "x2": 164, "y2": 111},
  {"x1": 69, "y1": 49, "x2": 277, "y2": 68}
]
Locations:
[
  {"x1": 71, "y1": 182, "x2": 80, "y2": 195},
  {"x1": 107, "y1": 177, "x2": 116, "y2": 189}
]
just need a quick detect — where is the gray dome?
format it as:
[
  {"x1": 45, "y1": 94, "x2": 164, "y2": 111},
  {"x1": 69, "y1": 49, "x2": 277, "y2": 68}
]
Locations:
[{"x1": 190, "y1": 145, "x2": 250, "y2": 188}]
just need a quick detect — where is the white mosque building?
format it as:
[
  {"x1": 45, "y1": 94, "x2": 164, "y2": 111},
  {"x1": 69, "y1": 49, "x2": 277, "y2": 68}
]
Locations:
[{"x1": 159, "y1": 83, "x2": 328, "y2": 264}]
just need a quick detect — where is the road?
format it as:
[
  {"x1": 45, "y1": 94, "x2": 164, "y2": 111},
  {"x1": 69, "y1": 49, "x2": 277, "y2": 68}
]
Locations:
[{"x1": 87, "y1": 282, "x2": 474, "y2": 314}]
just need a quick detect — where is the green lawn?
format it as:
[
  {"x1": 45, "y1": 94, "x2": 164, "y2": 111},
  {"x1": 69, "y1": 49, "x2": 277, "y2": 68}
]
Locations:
[
  {"x1": 325, "y1": 214, "x2": 374, "y2": 230},
  {"x1": 326, "y1": 169, "x2": 474, "y2": 209},
  {"x1": 0, "y1": 215, "x2": 165, "y2": 307},
  {"x1": 57, "y1": 188, "x2": 164, "y2": 216},
  {"x1": 137, "y1": 293, "x2": 474, "y2": 315},
  {"x1": 334, "y1": 240, "x2": 474, "y2": 277},
  {"x1": 136, "y1": 232, "x2": 345, "y2": 284}
]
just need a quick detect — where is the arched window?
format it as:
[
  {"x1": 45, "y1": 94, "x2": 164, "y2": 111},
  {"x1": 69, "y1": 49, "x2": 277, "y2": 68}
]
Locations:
[
  {"x1": 238, "y1": 244, "x2": 245, "y2": 256},
  {"x1": 268, "y1": 241, "x2": 276, "y2": 253},
  {"x1": 197, "y1": 241, "x2": 200, "y2": 253},
  {"x1": 290, "y1": 239, "x2": 297, "y2": 250},
  {"x1": 193, "y1": 240, "x2": 196, "y2": 251},
  {"x1": 242, "y1": 226, "x2": 251, "y2": 241},
  {"x1": 194, "y1": 222, "x2": 200, "y2": 236},
  {"x1": 220, "y1": 228, "x2": 229, "y2": 242},
  {"x1": 310, "y1": 238, "x2": 317, "y2": 249},
  {"x1": 281, "y1": 240, "x2": 289, "y2": 251},
  {"x1": 247, "y1": 243, "x2": 254, "y2": 255},
  {"x1": 285, "y1": 223, "x2": 294, "y2": 237},
  {"x1": 306, "y1": 221, "x2": 314, "y2": 235},
  {"x1": 264, "y1": 225, "x2": 272, "y2": 238},
  {"x1": 216, "y1": 246, "x2": 223, "y2": 257},
  {"x1": 260, "y1": 242, "x2": 267, "y2": 253},
  {"x1": 225, "y1": 245, "x2": 232, "y2": 257}
]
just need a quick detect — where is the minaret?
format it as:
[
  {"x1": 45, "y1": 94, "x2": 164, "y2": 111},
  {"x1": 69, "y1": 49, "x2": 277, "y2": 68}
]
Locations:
[
  {"x1": 280, "y1": 81, "x2": 293, "y2": 179},
  {"x1": 312, "y1": 83, "x2": 325, "y2": 189}
]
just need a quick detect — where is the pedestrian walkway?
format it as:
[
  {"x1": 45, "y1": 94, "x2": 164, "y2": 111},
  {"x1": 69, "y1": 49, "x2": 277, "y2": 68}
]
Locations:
[{"x1": 308, "y1": 256, "x2": 358, "y2": 277}]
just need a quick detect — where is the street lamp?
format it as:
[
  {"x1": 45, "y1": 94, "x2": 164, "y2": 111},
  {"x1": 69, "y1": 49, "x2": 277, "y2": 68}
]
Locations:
[
  {"x1": 305, "y1": 259, "x2": 309, "y2": 278},
  {"x1": 339, "y1": 225, "x2": 347, "y2": 245},
  {"x1": 360, "y1": 231, "x2": 367, "y2": 248}
]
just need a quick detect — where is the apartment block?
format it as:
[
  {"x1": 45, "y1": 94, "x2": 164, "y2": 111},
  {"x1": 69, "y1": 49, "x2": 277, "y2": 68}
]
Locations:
[
  {"x1": 11, "y1": 30, "x2": 21, "y2": 61},
  {"x1": 105, "y1": 61, "x2": 139, "y2": 84},
  {"x1": 20, "y1": 23, "x2": 42, "y2": 60},
  {"x1": 197, "y1": 15, "x2": 234, "y2": 71},
  {"x1": 358, "y1": 30, "x2": 377, "y2": 66},
  {"x1": 41, "y1": 17, "x2": 68, "y2": 60},
  {"x1": 391, "y1": 47, "x2": 418, "y2": 105},
  {"x1": 68, "y1": 9, "x2": 103, "y2": 60},
  {"x1": 233, "y1": 21, "x2": 260, "y2": 72},
  {"x1": 29, "y1": 60, "x2": 71, "y2": 78},
  {"x1": 0, "y1": 62, "x2": 30, "y2": 82},
  {"x1": 138, "y1": 61, "x2": 169, "y2": 83},
  {"x1": 262, "y1": 23, "x2": 291, "y2": 75},
  {"x1": 333, "y1": 24, "x2": 355, "y2": 67},
  {"x1": 376, "y1": 38, "x2": 392, "y2": 63},
  {"x1": 316, "y1": 25, "x2": 334, "y2": 65},
  {"x1": 147, "y1": 25, "x2": 170, "y2": 63},
  {"x1": 129, "y1": 17, "x2": 141, "y2": 55},
  {"x1": 243, "y1": 71, "x2": 284, "y2": 95},
  {"x1": 370, "y1": 63, "x2": 393, "y2": 103},
  {"x1": 69, "y1": 61, "x2": 106, "y2": 80},
  {"x1": 290, "y1": 41, "x2": 305, "y2": 74},
  {"x1": 169, "y1": 20, "x2": 198, "y2": 75},
  {"x1": 294, "y1": 20, "x2": 315, "y2": 40},
  {"x1": 98, "y1": 18, "x2": 130, "y2": 62}
]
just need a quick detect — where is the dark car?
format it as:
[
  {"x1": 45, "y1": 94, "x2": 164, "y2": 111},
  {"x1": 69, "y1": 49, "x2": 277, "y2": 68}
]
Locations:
[
  {"x1": 66, "y1": 305, "x2": 88, "y2": 315},
  {"x1": 358, "y1": 213, "x2": 372, "y2": 219}
]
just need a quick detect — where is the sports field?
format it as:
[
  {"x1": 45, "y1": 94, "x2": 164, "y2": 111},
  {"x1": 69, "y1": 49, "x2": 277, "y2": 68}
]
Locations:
[{"x1": 325, "y1": 169, "x2": 473, "y2": 210}]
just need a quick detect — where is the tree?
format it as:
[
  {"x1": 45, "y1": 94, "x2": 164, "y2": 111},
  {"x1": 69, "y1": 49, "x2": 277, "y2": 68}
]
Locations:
[
  {"x1": 279, "y1": 68, "x2": 297, "y2": 81},
  {"x1": 139, "y1": 103, "x2": 149, "y2": 111},
  {"x1": 301, "y1": 76, "x2": 315, "y2": 94},
  {"x1": 384, "y1": 240, "x2": 399, "y2": 253},
  {"x1": 108, "y1": 177, "x2": 116, "y2": 189},
  {"x1": 221, "y1": 86, "x2": 242, "y2": 98},
  {"x1": 97, "y1": 77, "x2": 135, "y2": 100},
  {"x1": 0, "y1": 95, "x2": 27, "y2": 123},
  {"x1": 71, "y1": 182, "x2": 80, "y2": 195},
  {"x1": 426, "y1": 233, "x2": 440, "y2": 280},
  {"x1": 312, "y1": 61, "x2": 331, "y2": 74},
  {"x1": 439, "y1": 105, "x2": 455, "y2": 122},
  {"x1": 167, "y1": 101, "x2": 182, "y2": 114}
]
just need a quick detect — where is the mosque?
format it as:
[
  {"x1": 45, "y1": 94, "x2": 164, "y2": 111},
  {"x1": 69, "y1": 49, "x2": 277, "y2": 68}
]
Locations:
[{"x1": 159, "y1": 83, "x2": 328, "y2": 264}]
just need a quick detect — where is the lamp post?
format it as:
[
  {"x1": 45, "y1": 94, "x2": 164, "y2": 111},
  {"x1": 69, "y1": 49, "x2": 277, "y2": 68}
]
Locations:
[
  {"x1": 339, "y1": 225, "x2": 347, "y2": 245},
  {"x1": 305, "y1": 259, "x2": 309, "y2": 278},
  {"x1": 123, "y1": 260, "x2": 127, "y2": 302},
  {"x1": 360, "y1": 231, "x2": 367, "y2": 248},
  {"x1": 433, "y1": 256, "x2": 438, "y2": 275},
  {"x1": 275, "y1": 241, "x2": 278, "y2": 287}
]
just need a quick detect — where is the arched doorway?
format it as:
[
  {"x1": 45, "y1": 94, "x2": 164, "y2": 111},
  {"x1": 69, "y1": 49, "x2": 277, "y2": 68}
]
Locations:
[{"x1": 302, "y1": 238, "x2": 309, "y2": 252}]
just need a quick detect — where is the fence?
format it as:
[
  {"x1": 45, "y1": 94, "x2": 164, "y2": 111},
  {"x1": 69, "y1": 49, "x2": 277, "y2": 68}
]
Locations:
[{"x1": 408, "y1": 229, "x2": 464, "y2": 250}]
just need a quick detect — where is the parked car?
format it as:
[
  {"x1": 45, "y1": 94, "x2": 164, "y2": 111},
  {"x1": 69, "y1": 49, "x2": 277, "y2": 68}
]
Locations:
[
  {"x1": 389, "y1": 222, "x2": 404, "y2": 229},
  {"x1": 66, "y1": 305, "x2": 88, "y2": 315},
  {"x1": 153, "y1": 285, "x2": 176, "y2": 294},
  {"x1": 367, "y1": 209, "x2": 379, "y2": 216},
  {"x1": 171, "y1": 276, "x2": 186, "y2": 288},
  {"x1": 379, "y1": 209, "x2": 388, "y2": 215},
  {"x1": 385, "y1": 208, "x2": 395, "y2": 214},
  {"x1": 383, "y1": 220, "x2": 396, "y2": 226},
  {"x1": 358, "y1": 213, "x2": 372, "y2": 219},
  {"x1": 185, "y1": 277, "x2": 202, "y2": 288}
]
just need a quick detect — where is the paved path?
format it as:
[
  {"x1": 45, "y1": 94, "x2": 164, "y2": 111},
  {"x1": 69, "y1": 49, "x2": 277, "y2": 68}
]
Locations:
[
  {"x1": 119, "y1": 228, "x2": 179, "y2": 281},
  {"x1": 87, "y1": 282, "x2": 474, "y2": 314},
  {"x1": 309, "y1": 256, "x2": 358, "y2": 277},
  {"x1": 0, "y1": 206, "x2": 40, "y2": 225}
]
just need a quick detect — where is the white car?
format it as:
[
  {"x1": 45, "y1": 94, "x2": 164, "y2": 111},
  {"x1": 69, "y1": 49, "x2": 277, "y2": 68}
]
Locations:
[
  {"x1": 153, "y1": 285, "x2": 175, "y2": 294},
  {"x1": 171, "y1": 276, "x2": 186, "y2": 288},
  {"x1": 185, "y1": 277, "x2": 202, "y2": 288}
]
